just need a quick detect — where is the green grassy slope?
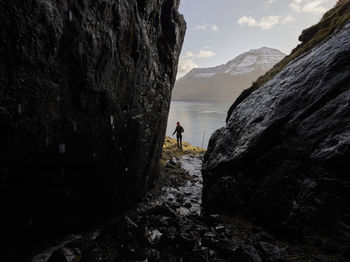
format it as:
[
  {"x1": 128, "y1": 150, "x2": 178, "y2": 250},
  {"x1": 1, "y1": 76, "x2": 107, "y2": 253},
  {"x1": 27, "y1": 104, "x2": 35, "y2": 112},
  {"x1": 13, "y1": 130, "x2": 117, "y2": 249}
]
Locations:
[
  {"x1": 254, "y1": 0, "x2": 350, "y2": 90},
  {"x1": 225, "y1": 0, "x2": 350, "y2": 122}
]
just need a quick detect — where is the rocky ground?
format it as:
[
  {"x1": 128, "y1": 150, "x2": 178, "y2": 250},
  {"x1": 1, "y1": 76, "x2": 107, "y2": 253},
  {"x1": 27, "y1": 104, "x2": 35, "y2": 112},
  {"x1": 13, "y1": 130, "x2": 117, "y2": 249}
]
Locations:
[{"x1": 32, "y1": 138, "x2": 349, "y2": 262}]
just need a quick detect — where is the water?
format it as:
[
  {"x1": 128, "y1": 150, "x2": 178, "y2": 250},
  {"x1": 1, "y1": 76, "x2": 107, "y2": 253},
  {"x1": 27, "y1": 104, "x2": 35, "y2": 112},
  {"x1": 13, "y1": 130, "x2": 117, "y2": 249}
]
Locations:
[{"x1": 166, "y1": 101, "x2": 232, "y2": 149}]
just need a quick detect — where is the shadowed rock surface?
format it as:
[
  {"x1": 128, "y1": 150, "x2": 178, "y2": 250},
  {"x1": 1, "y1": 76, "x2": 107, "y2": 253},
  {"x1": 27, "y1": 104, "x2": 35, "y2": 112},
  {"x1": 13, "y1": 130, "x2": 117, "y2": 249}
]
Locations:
[
  {"x1": 28, "y1": 153, "x2": 296, "y2": 262},
  {"x1": 0, "y1": 0, "x2": 185, "y2": 259},
  {"x1": 202, "y1": 18, "x2": 350, "y2": 251},
  {"x1": 35, "y1": 151, "x2": 347, "y2": 262}
]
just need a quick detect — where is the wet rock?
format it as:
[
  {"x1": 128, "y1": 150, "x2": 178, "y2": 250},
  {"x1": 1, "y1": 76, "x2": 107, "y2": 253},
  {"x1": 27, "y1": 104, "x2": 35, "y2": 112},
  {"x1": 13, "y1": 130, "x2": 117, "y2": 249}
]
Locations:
[
  {"x1": 201, "y1": 232, "x2": 221, "y2": 249},
  {"x1": 167, "y1": 157, "x2": 179, "y2": 167},
  {"x1": 130, "y1": 247, "x2": 148, "y2": 261},
  {"x1": 215, "y1": 225, "x2": 225, "y2": 233},
  {"x1": 256, "y1": 232, "x2": 275, "y2": 242},
  {"x1": 179, "y1": 234, "x2": 196, "y2": 250},
  {"x1": 203, "y1": 176, "x2": 245, "y2": 214},
  {"x1": 35, "y1": 153, "x2": 340, "y2": 261},
  {"x1": 124, "y1": 216, "x2": 139, "y2": 229},
  {"x1": 207, "y1": 214, "x2": 222, "y2": 224},
  {"x1": 145, "y1": 248, "x2": 161, "y2": 262},
  {"x1": 48, "y1": 247, "x2": 80, "y2": 262},
  {"x1": 215, "y1": 240, "x2": 239, "y2": 259},
  {"x1": 230, "y1": 246, "x2": 262, "y2": 262},
  {"x1": 257, "y1": 241, "x2": 288, "y2": 262},
  {"x1": 97, "y1": 216, "x2": 145, "y2": 249},
  {"x1": 159, "y1": 229, "x2": 179, "y2": 250},
  {"x1": 184, "y1": 202, "x2": 192, "y2": 208},
  {"x1": 145, "y1": 228, "x2": 163, "y2": 245},
  {"x1": 311, "y1": 255, "x2": 338, "y2": 262},
  {"x1": 147, "y1": 215, "x2": 170, "y2": 228},
  {"x1": 322, "y1": 239, "x2": 341, "y2": 254},
  {"x1": 173, "y1": 202, "x2": 182, "y2": 208},
  {"x1": 1, "y1": 0, "x2": 186, "y2": 260},
  {"x1": 47, "y1": 249, "x2": 68, "y2": 262},
  {"x1": 183, "y1": 254, "x2": 206, "y2": 262},
  {"x1": 176, "y1": 193, "x2": 185, "y2": 203},
  {"x1": 342, "y1": 246, "x2": 350, "y2": 260},
  {"x1": 145, "y1": 205, "x2": 178, "y2": 218},
  {"x1": 202, "y1": 20, "x2": 350, "y2": 243}
]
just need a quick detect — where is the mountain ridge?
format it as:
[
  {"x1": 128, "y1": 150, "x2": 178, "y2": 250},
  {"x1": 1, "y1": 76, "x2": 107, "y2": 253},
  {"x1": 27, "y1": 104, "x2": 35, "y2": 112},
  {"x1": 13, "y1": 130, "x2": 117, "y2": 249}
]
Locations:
[
  {"x1": 182, "y1": 47, "x2": 285, "y2": 79},
  {"x1": 173, "y1": 47, "x2": 286, "y2": 101}
]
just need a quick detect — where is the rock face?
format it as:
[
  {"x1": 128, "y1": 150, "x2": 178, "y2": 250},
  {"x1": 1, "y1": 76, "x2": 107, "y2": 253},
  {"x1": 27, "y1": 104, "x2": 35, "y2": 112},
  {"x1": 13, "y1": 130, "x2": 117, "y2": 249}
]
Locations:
[
  {"x1": 173, "y1": 47, "x2": 285, "y2": 101},
  {"x1": 0, "y1": 0, "x2": 185, "y2": 259},
  {"x1": 202, "y1": 21, "x2": 350, "y2": 243}
]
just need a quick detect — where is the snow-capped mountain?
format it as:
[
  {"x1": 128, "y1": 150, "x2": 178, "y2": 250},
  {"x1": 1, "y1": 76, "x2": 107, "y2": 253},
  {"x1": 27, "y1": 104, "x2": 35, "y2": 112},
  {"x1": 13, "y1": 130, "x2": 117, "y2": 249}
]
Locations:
[{"x1": 173, "y1": 47, "x2": 286, "y2": 101}]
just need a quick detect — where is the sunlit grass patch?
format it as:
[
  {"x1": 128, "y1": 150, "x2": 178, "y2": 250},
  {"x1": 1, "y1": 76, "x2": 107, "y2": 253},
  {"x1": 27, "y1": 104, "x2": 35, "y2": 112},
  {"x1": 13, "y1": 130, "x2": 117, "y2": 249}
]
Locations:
[{"x1": 161, "y1": 137, "x2": 205, "y2": 167}]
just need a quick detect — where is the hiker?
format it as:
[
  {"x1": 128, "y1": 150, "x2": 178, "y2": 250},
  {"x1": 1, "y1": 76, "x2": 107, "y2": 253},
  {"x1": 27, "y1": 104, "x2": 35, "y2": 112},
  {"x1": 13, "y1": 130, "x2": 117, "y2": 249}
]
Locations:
[{"x1": 172, "y1": 121, "x2": 184, "y2": 149}]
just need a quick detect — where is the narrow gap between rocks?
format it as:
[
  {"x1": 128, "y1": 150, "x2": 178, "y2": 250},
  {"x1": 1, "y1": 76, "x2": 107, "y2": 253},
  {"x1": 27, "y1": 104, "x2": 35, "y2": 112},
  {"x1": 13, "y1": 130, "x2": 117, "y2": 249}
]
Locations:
[{"x1": 32, "y1": 138, "x2": 332, "y2": 262}]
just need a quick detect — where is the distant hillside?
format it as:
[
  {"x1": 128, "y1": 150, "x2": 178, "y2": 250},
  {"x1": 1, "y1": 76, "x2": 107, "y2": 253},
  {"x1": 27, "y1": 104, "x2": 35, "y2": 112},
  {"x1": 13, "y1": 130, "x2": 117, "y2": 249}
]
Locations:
[{"x1": 172, "y1": 47, "x2": 286, "y2": 101}]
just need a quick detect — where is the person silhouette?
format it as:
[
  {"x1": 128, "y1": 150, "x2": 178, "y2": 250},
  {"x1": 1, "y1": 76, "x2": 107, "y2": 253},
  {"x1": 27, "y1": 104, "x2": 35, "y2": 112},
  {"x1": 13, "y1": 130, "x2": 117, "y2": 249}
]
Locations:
[{"x1": 172, "y1": 121, "x2": 184, "y2": 149}]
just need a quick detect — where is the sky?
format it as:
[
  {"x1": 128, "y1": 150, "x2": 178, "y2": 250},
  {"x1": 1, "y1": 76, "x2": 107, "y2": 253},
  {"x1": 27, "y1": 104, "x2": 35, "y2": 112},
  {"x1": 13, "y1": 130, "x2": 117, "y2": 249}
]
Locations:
[{"x1": 177, "y1": 0, "x2": 338, "y2": 78}]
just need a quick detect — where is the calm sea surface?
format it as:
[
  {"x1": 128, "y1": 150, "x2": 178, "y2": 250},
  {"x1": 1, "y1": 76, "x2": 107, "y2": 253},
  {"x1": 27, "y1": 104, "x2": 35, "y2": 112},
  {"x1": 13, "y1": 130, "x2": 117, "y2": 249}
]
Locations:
[{"x1": 166, "y1": 101, "x2": 232, "y2": 149}]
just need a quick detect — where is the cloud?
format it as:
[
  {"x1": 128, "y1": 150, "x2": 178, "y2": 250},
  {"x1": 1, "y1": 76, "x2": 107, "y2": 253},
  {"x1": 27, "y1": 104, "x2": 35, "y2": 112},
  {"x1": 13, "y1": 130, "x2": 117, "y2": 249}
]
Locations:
[
  {"x1": 210, "y1": 24, "x2": 219, "y2": 31},
  {"x1": 177, "y1": 49, "x2": 215, "y2": 78},
  {"x1": 177, "y1": 59, "x2": 198, "y2": 78},
  {"x1": 238, "y1": 15, "x2": 281, "y2": 29},
  {"x1": 194, "y1": 24, "x2": 219, "y2": 31},
  {"x1": 289, "y1": 0, "x2": 330, "y2": 14},
  {"x1": 194, "y1": 25, "x2": 208, "y2": 30},
  {"x1": 303, "y1": 1, "x2": 327, "y2": 14},
  {"x1": 290, "y1": 1, "x2": 301, "y2": 12},
  {"x1": 238, "y1": 16, "x2": 257, "y2": 27},
  {"x1": 181, "y1": 49, "x2": 216, "y2": 59},
  {"x1": 181, "y1": 52, "x2": 194, "y2": 59},
  {"x1": 267, "y1": 0, "x2": 278, "y2": 3},
  {"x1": 259, "y1": 16, "x2": 281, "y2": 29},
  {"x1": 282, "y1": 14, "x2": 295, "y2": 24},
  {"x1": 196, "y1": 49, "x2": 216, "y2": 58}
]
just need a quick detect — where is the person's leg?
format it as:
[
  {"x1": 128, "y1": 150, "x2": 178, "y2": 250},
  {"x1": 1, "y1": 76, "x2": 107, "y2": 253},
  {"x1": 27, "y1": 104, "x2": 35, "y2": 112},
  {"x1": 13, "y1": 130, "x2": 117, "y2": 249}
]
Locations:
[
  {"x1": 176, "y1": 136, "x2": 180, "y2": 148},
  {"x1": 179, "y1": 136, "x2": 182, "y2": 149}
]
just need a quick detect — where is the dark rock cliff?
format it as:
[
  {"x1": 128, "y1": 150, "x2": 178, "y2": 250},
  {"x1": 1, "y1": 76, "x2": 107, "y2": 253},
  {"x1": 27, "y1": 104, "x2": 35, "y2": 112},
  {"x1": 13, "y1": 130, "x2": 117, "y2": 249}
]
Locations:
[
  {"x1": 0, "y1": 0, "x2": 185, "y2": 258},
  {"x1": 202, "y1": 20, "x2": 350, "y2": 245}
]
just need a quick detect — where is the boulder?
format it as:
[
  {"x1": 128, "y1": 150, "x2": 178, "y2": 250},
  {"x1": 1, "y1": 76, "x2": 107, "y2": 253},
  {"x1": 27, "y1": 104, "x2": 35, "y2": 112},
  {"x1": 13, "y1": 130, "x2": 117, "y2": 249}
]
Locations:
[
  {"x1": 230, "y1": 246, "x2": 262, "y2": 262},
  {"x1": 48, "y1": 247, "x2": 80, "y2": 262},
  {"x1": 202, "y1": 21, "x2": 350, "y2": 243},
  {"x1": 0, "y1": 0, "x2": 185, "y2": 260}
]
